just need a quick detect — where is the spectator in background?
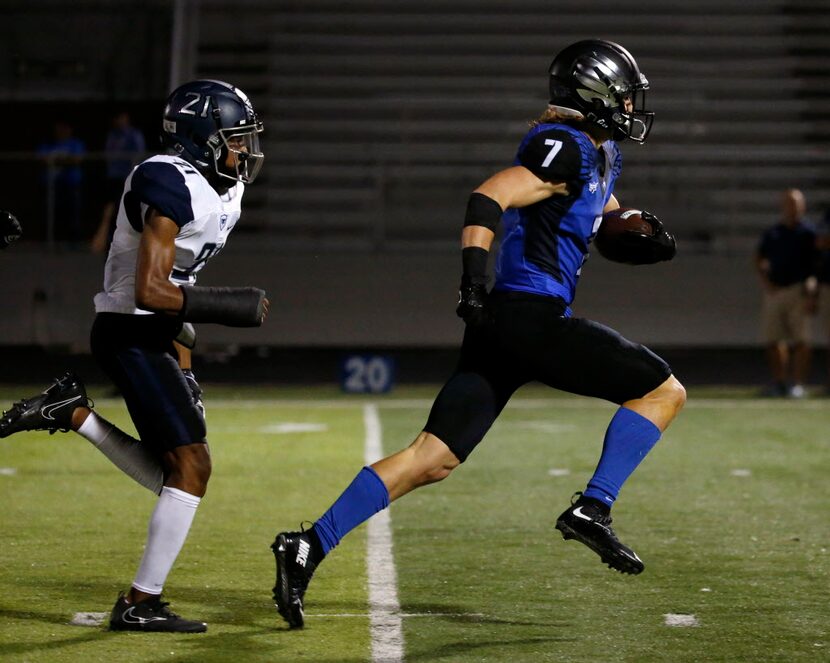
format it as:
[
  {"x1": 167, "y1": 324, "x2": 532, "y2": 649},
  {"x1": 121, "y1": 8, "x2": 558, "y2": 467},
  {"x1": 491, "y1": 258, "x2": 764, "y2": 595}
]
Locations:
[
  {"x1": 37, "y1": 120, "x2": 86, "y2": 243},
  {"x1": 815, "y1": 209, "x2": 830, "y2": 393},
  {"x1": 91, "y1": 111, "x2": 146, "y2": 254},
  {"x1": 756, "y1": 188, "x2": 817, "y2": 398}
]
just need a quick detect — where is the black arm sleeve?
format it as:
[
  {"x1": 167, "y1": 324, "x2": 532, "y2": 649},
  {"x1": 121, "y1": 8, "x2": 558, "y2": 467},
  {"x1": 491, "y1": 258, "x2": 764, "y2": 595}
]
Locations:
[
  {"x1": 180, "y1": 285, "x2": 267, "y2": 327},
  {"x1": 463, "y1": 193, "x2": 503, "y2": 231}
]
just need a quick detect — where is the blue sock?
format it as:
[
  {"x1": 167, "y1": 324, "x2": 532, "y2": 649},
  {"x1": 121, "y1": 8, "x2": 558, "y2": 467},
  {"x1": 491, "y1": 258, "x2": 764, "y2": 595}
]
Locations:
[
  {"x1": 583, "y1": 407, "x2": 661, "y2": 507},
  {"x1": 313, "y1": 466, "x2": 390, "y2": 556}
]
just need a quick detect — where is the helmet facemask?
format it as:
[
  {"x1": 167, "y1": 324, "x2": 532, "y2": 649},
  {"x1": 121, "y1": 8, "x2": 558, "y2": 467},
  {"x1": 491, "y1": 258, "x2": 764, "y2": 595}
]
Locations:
[{"x1": 209, "y1": 122, "x2": 264, "y2": 184}]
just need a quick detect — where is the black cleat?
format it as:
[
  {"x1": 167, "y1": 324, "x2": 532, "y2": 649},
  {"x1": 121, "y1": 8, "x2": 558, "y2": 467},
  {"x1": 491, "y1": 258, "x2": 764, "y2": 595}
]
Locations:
[
  {"x1": 0, "y1": 372, "x2": 90, "y2": 438},
  {"x1": 271, "y1": 529, "x2": 320, "y2": 629},
  {"x1": 109, "y1": 592, "x2": 207, "y2": 633},
  {"x1": 555, "y1": 493, "x2": 644, "y2": 575}
]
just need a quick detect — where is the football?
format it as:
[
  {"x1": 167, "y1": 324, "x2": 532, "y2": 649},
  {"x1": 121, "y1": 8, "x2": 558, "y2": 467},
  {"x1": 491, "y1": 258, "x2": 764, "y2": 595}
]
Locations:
[{"x1": 593, "y1": 207, "x2": 653, "y2": 261}]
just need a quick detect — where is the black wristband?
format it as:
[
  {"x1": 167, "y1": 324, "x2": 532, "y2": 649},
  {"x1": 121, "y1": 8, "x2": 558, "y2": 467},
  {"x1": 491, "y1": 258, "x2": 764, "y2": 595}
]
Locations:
[
  {"x1": 461, "y1": 246, "x2": 489, "y2": 286},
  {"x1": 464, "y1": 192, "x2": 503, "y2": 232},
  {"x1": 180, "y1": 285, "x2": 266, "y2": 327}
]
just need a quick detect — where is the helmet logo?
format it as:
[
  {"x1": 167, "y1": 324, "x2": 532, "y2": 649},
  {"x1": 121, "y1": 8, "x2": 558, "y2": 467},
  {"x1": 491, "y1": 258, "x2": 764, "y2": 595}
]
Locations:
[{"x1": 163, "y1": 119, "x2": 176, "y2": 133}]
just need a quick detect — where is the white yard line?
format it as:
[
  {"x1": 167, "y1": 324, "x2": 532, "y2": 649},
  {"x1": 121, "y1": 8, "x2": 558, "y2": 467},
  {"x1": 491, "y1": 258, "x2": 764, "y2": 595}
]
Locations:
[{"x1": 363, "y1": 403, "x2": 405, "y2": 663}]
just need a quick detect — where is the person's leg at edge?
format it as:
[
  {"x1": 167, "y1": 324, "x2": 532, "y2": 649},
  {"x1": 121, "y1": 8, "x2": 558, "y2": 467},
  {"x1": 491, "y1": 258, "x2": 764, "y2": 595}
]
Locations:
[
  {"x1": 766, "y1": 342, "x2": 789, "y2": 389},
  {"x1": 581, "y1": 374, "x2": 686, "y2": 510}
]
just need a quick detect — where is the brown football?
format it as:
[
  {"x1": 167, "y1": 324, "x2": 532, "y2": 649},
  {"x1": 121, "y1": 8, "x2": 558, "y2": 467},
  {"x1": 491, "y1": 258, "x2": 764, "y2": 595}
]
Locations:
[{"x1": 594, "y1": 207, "x2": 652, "y2": 261}]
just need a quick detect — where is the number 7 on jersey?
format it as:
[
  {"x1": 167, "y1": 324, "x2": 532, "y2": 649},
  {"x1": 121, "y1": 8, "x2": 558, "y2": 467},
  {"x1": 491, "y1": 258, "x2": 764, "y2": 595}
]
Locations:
[{"x1": 542, "y1": 139, "x2": 563, "y2": 168}]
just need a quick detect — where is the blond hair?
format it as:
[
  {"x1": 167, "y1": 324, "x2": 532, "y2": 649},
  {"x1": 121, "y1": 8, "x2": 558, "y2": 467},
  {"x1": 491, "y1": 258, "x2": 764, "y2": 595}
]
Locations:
[{"x1": 529, "y1": 105, "x2": 585, "y2": 128}]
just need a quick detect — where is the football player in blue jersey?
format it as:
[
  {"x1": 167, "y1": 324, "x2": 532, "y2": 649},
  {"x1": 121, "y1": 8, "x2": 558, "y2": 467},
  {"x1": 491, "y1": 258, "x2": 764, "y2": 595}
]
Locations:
[
  {"x1": 270, "y1": 40, "x2": 685, "y2": 629},
  {"x1": 0, "y1": 80, "x2": 268, "y2": 632}
]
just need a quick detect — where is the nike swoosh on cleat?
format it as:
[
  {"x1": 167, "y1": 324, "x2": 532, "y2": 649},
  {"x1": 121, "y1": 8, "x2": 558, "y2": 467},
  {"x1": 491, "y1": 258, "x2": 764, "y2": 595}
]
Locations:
[
  {"x1": 572, "y1": 506, "x2": 593, "y2": 521},
  {"x1": 121, "y1": 607, "x2": 167, "y2": 624},
  {"x1": 40, "y1": 396, "x2": 82, "y2": 421}
]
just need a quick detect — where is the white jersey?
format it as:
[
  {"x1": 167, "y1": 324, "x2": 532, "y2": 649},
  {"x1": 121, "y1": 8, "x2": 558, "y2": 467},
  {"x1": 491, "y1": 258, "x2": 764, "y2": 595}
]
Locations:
[{"x1": 94, "y1": 155, "x2": 244, "y2": 315}]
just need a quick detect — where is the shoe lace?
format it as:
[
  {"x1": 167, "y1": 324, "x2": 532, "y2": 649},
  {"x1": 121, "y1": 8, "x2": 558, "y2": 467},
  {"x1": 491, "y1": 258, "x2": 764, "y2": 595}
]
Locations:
[
  {"x1": 571, "y1": 491, "x2": 614, "y2": 527},
  {"x1": 148, "y1": 597, "x2": 177, "y2": 618},
  {"x1": 56, "y1": 375, "x2": 95, "y2": 410},
  {"x1": 157, "y1": 602, "x2": 177, "y2": 618}
]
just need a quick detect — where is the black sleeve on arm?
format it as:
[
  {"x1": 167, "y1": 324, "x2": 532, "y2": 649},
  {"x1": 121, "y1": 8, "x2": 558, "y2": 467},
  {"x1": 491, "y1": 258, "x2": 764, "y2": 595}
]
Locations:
[
  {"x1": 464, "y1": 192, "x2": 503, "y2": 231},
  {"x1": 518, "y1": 129, "x2": 582, "y2": 183},
  {"x1": 180, "y1": 285, "x2": 267, "y2": 327},
  {"x1": 461, "y1": 246, "x2": 489, "y2": 286}
]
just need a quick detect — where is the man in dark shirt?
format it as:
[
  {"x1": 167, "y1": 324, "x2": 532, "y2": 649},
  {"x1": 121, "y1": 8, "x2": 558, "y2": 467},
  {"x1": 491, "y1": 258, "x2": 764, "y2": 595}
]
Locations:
[{"x1": 756, "y1": 188, "x2": 817, "y2": 397}]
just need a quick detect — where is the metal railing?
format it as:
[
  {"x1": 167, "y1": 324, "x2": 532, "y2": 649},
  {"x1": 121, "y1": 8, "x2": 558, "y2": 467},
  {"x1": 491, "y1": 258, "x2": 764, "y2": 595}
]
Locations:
[{"x1": 4, "y1": 144, "x2": 830, "y2": 255}]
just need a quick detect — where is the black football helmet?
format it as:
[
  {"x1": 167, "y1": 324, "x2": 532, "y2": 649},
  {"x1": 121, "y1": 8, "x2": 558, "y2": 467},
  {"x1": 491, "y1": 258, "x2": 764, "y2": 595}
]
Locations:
[
  {"x1": 161, "y1": 79, "x2": 264, "y2": 184},
  {"x1": 548, "y1": 40, "x2": 653, "y2": 143}
]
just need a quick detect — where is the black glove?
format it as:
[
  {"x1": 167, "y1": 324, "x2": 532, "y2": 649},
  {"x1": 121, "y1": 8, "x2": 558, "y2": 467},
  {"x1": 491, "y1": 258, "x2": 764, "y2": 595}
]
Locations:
[
  {"x1": 616, "y1": 211, "x2": 677, "y2": 264},
  {"x1": 456, "y1": 279, "x2": 490, "y2": 327},
  {"x1": 0, "y1": 211, "x2": 22, "y2": 249},
  {"x1": 182, "y1": 369, "x2": 205, "y2": 418}
]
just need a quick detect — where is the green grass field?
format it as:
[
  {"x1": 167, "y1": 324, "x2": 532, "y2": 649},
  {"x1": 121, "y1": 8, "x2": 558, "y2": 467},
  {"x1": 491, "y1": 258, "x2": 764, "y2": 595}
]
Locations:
[{"x1": 0, "y1": 384, "x2": 828, "y2": 662}]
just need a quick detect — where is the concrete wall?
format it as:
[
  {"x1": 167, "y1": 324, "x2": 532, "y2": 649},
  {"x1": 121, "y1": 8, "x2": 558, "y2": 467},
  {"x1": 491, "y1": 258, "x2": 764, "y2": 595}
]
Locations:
[{"x1": 0, "y1": 246, "x2": 771, "y2": 350}]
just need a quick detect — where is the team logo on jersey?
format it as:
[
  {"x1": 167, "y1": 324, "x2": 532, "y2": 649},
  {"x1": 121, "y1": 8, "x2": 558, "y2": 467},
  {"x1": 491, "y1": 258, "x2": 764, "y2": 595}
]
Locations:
[
  {"x1": 220, "y1": 214, "x2": 228, "y2": 230},
  {"x1": 588, "y1": 181, "x2": 599, "y2": 193}
]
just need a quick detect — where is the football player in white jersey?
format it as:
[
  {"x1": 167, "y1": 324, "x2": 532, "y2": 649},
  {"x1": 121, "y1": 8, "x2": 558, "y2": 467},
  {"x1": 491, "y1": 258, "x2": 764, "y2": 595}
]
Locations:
[{"x1": 0, "y1": 80, "x2": 267, "y2": 632}]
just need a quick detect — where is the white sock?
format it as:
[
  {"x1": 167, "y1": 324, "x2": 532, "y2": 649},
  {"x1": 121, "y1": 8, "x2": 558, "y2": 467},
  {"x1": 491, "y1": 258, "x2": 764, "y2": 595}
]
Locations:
[
  {"x1": 77, "y1": 411, "x2": 164, "y2": 494},
  {"x1": 132, "y1": 486, "x2": 201, "y2": 595}
]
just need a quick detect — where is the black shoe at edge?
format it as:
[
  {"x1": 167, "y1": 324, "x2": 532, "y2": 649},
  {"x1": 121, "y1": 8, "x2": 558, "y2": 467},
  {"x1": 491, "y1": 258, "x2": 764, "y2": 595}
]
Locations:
[
  {"x1": 0, "y1": 372, "x2": 90, "y2": 438},
  {"x1": 271, "y1": 529, "x2": 319, "y2": 629},
  {"x1": 555, "y1": 493, "x2": 644, "y2": 575}
]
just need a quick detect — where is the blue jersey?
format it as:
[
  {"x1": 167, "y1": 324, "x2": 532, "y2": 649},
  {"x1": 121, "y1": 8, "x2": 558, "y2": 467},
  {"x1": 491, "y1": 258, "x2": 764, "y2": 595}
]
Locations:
[{"x1": 493, "y1": 123, "x2": 622, "y2": 311}]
